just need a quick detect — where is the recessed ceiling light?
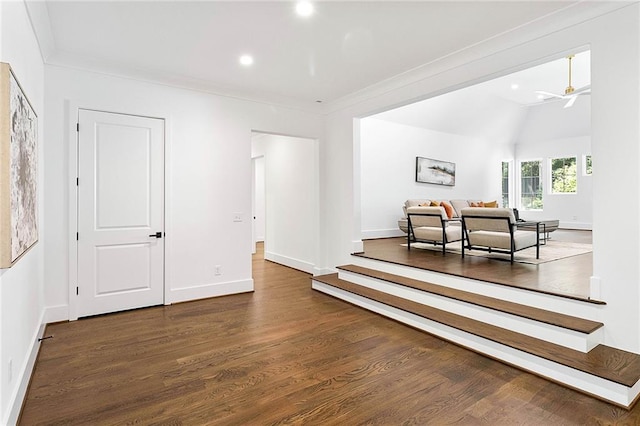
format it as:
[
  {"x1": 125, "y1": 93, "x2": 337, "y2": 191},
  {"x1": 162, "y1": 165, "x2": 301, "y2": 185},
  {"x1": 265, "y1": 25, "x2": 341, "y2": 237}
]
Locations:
[
  {"x1": 239, "y1": 55, "x2": 254, "y2": 66},
  {"x1": 511, "y1": 83, "x2": 519, "y2": 90},
  {"x1": 296, "y1": 1, "x2": 314, "y2": 17}
]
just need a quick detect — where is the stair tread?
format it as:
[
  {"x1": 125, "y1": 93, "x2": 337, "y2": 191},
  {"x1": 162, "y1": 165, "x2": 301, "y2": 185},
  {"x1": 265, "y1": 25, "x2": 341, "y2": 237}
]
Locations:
[
  {"x1": 337, "y1": 264, "x2": 603, "y2": 334},
  {"x1": 313, "y1": 273, "x2": 640, "y2": 388}
]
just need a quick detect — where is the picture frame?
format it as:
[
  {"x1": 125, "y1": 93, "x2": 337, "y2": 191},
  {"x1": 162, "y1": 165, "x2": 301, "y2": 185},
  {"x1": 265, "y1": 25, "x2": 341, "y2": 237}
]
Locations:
[
  {"x1": 0, "y1": 62, "x2": 38, "y2": 268},
  {"x1": 416, "y1": 156, "x2": 455, "y2": 186}
]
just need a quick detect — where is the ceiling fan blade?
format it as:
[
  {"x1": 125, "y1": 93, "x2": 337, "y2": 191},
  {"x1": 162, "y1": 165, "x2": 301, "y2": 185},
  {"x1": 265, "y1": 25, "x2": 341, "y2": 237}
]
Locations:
[
  {"x1": 573, "y1": 84, "x2": 591, "y2": 94},
  {"x1": 535, "y1": 90, "x2": 565, "y2": 99},
  {"x1": 564, "y1": 96, "x2": 577, "y2": 108}
]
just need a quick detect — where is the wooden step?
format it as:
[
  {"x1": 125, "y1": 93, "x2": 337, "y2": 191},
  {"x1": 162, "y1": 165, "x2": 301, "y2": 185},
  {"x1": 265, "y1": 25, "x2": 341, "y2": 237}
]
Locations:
[
  {"x1": 337, "y1": 264, "x2": 603, "y2": 335},
  {"x1": 312, "y1": 273, "x2": 640, "y2": 389}
]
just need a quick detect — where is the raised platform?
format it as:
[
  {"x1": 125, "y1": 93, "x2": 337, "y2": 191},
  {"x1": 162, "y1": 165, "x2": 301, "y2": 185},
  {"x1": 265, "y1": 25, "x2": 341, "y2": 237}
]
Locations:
[
  {"x1": 311, "y1": 239, "x2": 640, "y2": 409},
  {"x1": 355, "y1": 236, "x2": 594, "y2": 302}
]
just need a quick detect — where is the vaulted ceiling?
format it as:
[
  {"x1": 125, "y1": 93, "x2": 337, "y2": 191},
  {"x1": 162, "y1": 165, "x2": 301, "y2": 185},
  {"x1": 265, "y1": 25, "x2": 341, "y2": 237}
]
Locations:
[
  {"x1": 28, "y1": 1, "x2": 620, "y2": 110},
  {"x1": 371, "y1": 50, "x2": 591, "y2": 140}
]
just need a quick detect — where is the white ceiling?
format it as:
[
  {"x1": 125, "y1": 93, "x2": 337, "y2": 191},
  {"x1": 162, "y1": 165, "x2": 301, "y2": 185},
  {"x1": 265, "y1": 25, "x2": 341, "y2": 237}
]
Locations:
[
  {"x1": 372, "y1": 50, "x2": 591, "y2": 135},
  {"x1": 31, "y1": 1, "x2": 598, "y2": 109}
]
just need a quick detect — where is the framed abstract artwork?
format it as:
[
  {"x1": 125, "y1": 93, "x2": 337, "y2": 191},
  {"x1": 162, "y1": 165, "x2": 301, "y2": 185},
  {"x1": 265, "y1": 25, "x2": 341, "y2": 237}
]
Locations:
[
  {"x1": 0, "y1": 63, "x2": 38, "y2": 268},
  {"x1": 416, "y1": 156, "x2": 455, "y2": 186}
]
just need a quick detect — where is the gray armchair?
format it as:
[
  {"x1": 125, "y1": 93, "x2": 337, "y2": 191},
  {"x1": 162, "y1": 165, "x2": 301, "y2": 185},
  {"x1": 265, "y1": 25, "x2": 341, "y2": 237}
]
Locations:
[
  {"x1": 460, "y1": 207, "x2": 539, "y2": 263},
  {"x1": 407, "y1": 206, "x2": 462, "y2": 254}
]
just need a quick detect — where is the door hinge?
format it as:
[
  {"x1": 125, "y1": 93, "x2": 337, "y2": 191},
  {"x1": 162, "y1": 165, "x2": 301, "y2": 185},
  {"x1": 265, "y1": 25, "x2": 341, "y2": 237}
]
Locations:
[
  {"x1": 76, "y1": 286, "x2": 79, "y2": 296},
  {"x1": 76, "y1": 123, "x2": 79, "y2": 132},
  {"x1": 76, "y1": 232, "x2": 79, "y2": 241}
]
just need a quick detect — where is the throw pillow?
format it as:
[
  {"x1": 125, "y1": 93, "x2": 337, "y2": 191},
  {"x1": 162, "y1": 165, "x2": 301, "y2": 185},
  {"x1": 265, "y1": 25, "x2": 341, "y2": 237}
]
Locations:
[
  {"x1": 430, "y1": 201, "x2": 440, "y2": 207},
  {"x1": 484, "y1": 200, "x2": 498, "y2": 208},
  {"x1": 440, "y1": 201, "x2": 454, "y2": 219}
]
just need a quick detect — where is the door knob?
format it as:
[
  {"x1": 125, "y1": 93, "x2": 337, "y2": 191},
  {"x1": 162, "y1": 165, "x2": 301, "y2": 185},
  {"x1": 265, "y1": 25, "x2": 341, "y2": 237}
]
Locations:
[{"x1": 149, "y1": 232, "x2": 162, "y2": 238}]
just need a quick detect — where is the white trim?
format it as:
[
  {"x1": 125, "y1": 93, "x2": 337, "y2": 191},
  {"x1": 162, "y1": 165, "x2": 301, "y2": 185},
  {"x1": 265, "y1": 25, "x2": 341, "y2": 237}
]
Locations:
[
  {"x1": 43, "y1": 304, "x2": 69, "y2": 324},
  {"x1": 313, "y1": 267, "x2": 335, "y2": 276},
  {"x1": 548, "y1": 156, "x2": 578, "y2": 195},
  {"x1": 582, "y1": 153, "x2": 593, "y2": 176},
  {"x1": 163, "y1": 114, "x2": 174, "y2": 306},
  {"x1": 167, "y1": 279, "x2": 254, "y2": 304},
  {"x1": 501, "y1": 159, "x2": 514, "y2": 209},
  {"x1": 559, "y1": 221, "x2": 592, "y2": 230},
  {"x1": 517, "y1": 158, "x2": 544, "y2": 211},
  {"x1": 264, "y1": 251, "x2": 315, "y2": 274},
  {"x1": 337, "y1": 269, "x2": 602, "y2": 352},
  {"x1": 4, "y1": 314, "x2": 46, "y2": 426},
  {"x1": 68, "y1": 102, "x2": 172, "y2": 320},
  {"x1": 68, "y1": 101, "x2": 79, "y2": 320},
  {"x1": 349, "y1": 255, "x2": 605, "y2": 318},
  {"x1": 361, "y1": 228, "x2": 405, "y2": 240}
]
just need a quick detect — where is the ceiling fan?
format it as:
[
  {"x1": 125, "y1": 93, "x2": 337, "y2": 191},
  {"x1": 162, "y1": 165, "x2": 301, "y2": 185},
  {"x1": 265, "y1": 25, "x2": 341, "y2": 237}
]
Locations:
[{"x1": 536, "y1": 55, "x2": 590, "y2": 108}]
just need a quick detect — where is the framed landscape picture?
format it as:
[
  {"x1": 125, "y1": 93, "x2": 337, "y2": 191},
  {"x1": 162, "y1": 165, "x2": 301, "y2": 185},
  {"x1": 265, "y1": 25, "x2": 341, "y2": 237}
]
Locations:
[
  {"x1": 416, "y1": 156, "x2": 455, "y2": 186},
  {"x1": 0, "y1": 63, "x2": 38, "y2": 268}
]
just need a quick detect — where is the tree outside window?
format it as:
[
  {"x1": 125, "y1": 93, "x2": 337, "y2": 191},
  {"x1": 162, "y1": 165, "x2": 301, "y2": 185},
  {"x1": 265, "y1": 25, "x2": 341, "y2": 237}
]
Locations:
[
  {"x1": 584, "y1": 155, "x2": 593, "y2": 175},
  {"x1": 501, "y1": 161, "x2": 509, "y2": 208},
  {"x1": 551, "y1": 157, "x2": 577, "y2": 193},
  {"x1": 520, "y1": 160, "x2": 543, "y2": 210}
]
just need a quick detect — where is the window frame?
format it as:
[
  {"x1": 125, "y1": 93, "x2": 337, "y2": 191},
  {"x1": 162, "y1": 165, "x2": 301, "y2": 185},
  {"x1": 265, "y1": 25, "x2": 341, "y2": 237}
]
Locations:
[
  {"x1": 501, "y1": 160, "x2": 513, "y2": 208},
  {"x1": 549, "y1": 156, "x2": 578, "y2": 195},
  {"x1": 583, "y1": 154, "x2": 593, "y2": 176},
  {"x1": 518, "y1": 158, "x2": 544, "y2": 211}
]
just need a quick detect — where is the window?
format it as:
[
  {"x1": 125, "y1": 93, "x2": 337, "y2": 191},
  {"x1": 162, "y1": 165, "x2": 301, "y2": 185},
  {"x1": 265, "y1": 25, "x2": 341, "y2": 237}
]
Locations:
[
  {"x1": 550, "y1": 157, "x2": 577, "y2": 194},
  {"x1": 584, "y1": 155, "x2": 592, "y2": 176},
  {"x1": 501, "y1": 161, "x2": 510, "y2": 208},
  {"x1": 520, "y1": 160, "x2": 543, "y2": 210}
]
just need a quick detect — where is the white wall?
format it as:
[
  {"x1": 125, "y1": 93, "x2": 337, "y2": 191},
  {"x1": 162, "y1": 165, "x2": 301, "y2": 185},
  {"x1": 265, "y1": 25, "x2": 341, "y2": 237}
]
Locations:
[
  {"x1": 43, "y1": 66, "x2": 323, "y2": 318},
  {"x1": 323, "y1": 4, "x2": 640, "y2": 352},
  {"x1": 360, "y1": 118, "x2": 512, "y2": 238},
  {"x1": 252, "y1": 133, "x2": 318, "y2": 273},
  {"x1": 0, "y1": 2, "x2": 45, "y2": 424},
  {"x1": 515, "y1": 136, "x2": 592, "y2": 228},
  {"x1": 514, "y1": 84, "x2": 592, "y2": 228}
]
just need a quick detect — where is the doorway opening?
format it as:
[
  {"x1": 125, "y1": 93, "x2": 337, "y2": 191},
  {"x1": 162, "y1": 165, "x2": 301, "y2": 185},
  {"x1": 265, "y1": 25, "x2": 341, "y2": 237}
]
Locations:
[{"x1": 251, "y1": 132, "x2": 319, "y2": 274}]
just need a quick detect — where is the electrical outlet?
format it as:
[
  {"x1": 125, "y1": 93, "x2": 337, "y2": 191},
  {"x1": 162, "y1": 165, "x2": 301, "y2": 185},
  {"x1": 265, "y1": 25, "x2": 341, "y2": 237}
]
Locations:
[
  {"x1": 214, "y1": 265, "x2": 222, "y2": 276},
  {"x1": 8, "y1": 359, "x2": 12, "y2": 383}
]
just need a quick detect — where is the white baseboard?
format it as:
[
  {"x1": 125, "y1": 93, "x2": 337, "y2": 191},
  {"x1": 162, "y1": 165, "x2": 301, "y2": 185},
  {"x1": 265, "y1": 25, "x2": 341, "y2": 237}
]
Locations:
[
  {"x1": 168, "y1": 279, "x2": 254, "y2": 304},
  {"x1": 264, "y1": 251, "x2": 315, "y2": 274},
  {"x1": 559, "y1": 222, "x2": 592, "y2": 230},
  {"x1": 5, "y1": 314, "x2": 46, "y2": 426},
  {"x1": 361, "y1": 228, "x2": 405, "y2": 240},
  {"x1": 313, "y1": 267, "x2": 336, "y2": 276},
  {"x1": 43, "y1": 304, "x2": 69, "y2": 324}
]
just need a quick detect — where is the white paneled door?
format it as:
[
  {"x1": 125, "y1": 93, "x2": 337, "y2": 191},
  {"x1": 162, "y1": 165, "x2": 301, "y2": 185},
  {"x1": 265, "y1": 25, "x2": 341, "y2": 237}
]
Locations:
[{"x1": 77, "y1": 110, "x2": 165, "y2": 318}]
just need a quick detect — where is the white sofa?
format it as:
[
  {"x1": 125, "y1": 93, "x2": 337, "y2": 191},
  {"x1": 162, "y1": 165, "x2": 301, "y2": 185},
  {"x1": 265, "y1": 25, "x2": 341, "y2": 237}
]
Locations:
[{"x1": 398, "y1": 199, "x2": 495, "y2": 233}]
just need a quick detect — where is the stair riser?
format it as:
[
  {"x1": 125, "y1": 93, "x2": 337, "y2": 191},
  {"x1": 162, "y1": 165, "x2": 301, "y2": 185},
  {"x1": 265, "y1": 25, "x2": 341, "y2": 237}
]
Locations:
[
  {"x1": 312, "y1": 280, "x2": 638, "y2": 408},
  {"x1": 351, "y1": 256, "x2": 604, "y2": 320},
  {"x1": 338, "y1": 270, "x2": 602, "y2": 352}
]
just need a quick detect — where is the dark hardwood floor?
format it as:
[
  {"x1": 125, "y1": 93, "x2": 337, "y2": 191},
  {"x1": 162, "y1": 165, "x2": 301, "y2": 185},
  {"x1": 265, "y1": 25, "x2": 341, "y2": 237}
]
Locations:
[
  {"x1": 20, "y1": 242, "x2": 639, "y2": 425},
  {"x1": 359, "y1": 232, "x2": 594, "y2": 302}
]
